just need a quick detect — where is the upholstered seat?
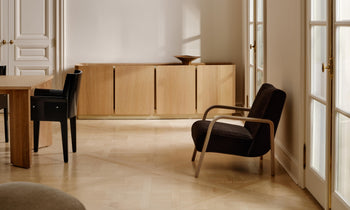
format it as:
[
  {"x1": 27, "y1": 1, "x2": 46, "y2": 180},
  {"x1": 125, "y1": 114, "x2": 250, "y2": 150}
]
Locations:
[
  {"x1": 192, "y1": 121, "x2": 253, "y2": 156},
  {"x1": 0, "y1": 66, "x2": 8, "y2": 143}
]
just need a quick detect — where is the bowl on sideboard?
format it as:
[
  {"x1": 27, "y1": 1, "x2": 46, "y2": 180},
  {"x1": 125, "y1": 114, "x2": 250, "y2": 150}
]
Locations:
[{"x1": 174, "y1": 55, "x2": 200, "y2": 65}]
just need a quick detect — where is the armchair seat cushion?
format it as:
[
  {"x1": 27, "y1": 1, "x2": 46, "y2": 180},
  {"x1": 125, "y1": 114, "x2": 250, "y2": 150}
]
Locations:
[{"x1": 192, "y1": 120, "x2": 253, "y2": 156}]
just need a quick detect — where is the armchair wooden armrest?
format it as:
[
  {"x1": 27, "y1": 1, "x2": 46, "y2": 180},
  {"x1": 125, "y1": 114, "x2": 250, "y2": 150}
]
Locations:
[
  {"x1": 194, "y1": 115, "x2": 275, "y2": 178},
  {"x1": 202, "y1": 105, "x2": 251, "y2": 120}
]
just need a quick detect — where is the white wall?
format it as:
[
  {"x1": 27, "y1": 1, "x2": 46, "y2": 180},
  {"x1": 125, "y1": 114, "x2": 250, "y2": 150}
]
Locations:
[
  {"x1": 65, "y1": 0, "x2": 244, "y2": 104},
  {"x1": 266, "y1": 0, "x2": 305, "y2": 185}
]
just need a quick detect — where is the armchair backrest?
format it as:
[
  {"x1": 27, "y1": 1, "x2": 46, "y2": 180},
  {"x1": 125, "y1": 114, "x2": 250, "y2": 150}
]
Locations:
[
  {"x1": 244, "y1": 83, "x2": 286, "y2": 156},
  {"x1": 62, "y1": 70, "x2": 82, "y2": 117}
]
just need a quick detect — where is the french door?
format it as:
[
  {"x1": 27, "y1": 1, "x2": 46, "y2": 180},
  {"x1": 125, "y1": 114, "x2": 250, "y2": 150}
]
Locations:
[
  {"x1": 306, "y1": 0, "x2": 350, "y2": 209},
  {"x1": 246, "y1": 0, "x2": 266, "y2": 106}
]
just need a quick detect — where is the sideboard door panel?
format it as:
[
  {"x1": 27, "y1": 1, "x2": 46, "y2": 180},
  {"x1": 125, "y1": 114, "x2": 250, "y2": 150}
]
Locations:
[
  {"x1": 197, "y1": 65, "x2": 236, "y2": 114},
  {"x1": 115, "y1": 65, "x2": 154, "y2": 115},
  {"x1": 156, "y1": 65, "x2": 196, "y2": 115},
  {"x1": 77, "y1": 64, "x2": 114, "y2": 116}
]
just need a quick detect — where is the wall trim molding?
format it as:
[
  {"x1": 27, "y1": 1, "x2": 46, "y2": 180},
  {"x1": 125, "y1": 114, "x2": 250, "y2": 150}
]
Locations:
[
  {"x1": 55, "y1": 0, "x2": 66, "y2": 88},
  {"x1": 275, "y1": 138, "x2": 301, "y2": 186}
]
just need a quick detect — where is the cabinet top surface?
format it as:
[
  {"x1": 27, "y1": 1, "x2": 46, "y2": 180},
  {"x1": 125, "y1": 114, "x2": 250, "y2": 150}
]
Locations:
[
  {"x1": 75, "y1": 63, "x2": 235, "y2": 67},
  {"x1": 0, "y1": 75, "x2": 53, "y2": 89}
]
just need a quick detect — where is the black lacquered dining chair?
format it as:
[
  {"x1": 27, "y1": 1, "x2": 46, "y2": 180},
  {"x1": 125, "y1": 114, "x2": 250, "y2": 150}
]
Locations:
[
  {"x1": 191, "y1": 83, "x2": 286, "y2": 177},
  {"x1": 0, "y1": 66, "x2": 8, "y2": 143},
  {"x1": 31, "y1": 70, "x2": 82, "y2": 162}
]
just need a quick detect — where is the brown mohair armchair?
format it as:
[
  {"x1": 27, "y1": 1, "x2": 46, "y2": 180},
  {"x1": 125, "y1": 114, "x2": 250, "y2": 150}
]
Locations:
[{"x1": 191, "y1": 83, "x2": 286, "y2": 178}]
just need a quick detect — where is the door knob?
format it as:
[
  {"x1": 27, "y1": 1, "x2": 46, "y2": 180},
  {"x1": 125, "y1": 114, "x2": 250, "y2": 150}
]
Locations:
[
  {"x1": 9, "y1": 40, "x2": 14, "y2": 45},
  {"x1": 1, "y1": 40, "x2": 6, "y2": 45}
]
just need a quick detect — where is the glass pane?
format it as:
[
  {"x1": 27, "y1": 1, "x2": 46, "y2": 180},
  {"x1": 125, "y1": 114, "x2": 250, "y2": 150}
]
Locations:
[
  {"x1": 249, "y1": 66, "x2": 255, "y2": 106},
  {"x1": 256, "y1": 68, "x2": 263, "y2": 93},
  {"x1": 249, "y1": 0, "x2": 254, "y2": 22},
  {"x1": 257, "y1": 0, "x2": 263, "y2": 22},
  {"x1": 250, "y1": 24, "x2": 255, "y2": 65},
  {"x1": 336, "y1": 0, "x2": 350, "y2": 21},
  {"x1": 310, "y1": 99, "x2": 326, "y2": 179},
  {"x1": 311, "y1": 0, "x2": 327, "y2": 21},
  {"x1": 335, "y1": 113, "x2": 350, "y2": 205},
  {"x1": 256, "y1": 24, "x2": 264, "y2": 70},
  {"x1": 311, "y1": 26, "x2": 327, "y2": 100},
  {"x1": 336, "y1": 27, "x2": 350, "y2": 113}
]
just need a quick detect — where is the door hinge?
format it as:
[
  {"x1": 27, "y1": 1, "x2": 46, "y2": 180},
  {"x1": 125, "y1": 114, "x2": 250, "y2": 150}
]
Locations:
[{"x1": 303, "y1": 144, "x2": 306, "y2": 169}]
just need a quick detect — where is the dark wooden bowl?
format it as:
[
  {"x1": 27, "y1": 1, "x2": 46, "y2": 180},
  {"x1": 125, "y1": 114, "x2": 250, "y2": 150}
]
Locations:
[{"x1": 174, "y1": 55, "x2": 200, "y2": 65}]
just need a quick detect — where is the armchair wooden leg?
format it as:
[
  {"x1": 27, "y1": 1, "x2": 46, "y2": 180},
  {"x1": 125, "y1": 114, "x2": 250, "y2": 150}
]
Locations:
[
  {"x1": 191, "y1": 147, "x2": 197, "y2": 162},
  {"x1": 4, "y1": 107, "x2": 8, "y2": 143},
  {"x1": 270, "y1": 127, "x2": 275, "y2": 176},
  {"x1": 70, "y1": 116, "x2": 77, "y2": 153},
  {"x1": 33, "y1": 121, "x2": 40, "y2": 152},
  {"x1": 60, "y1": 120, "x2": 68, "y2": 163},
  {"x1": 271, "y1": 147, "x2": 275, "y2": 176},
  {"x1": 195, "y1": 150, "x2": 207, "y2": 178}
]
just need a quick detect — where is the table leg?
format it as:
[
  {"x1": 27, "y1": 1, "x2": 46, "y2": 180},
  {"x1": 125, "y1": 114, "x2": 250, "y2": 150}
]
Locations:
[{"x1": 9, "y1": 90, "x2": 32, "y2": 168}]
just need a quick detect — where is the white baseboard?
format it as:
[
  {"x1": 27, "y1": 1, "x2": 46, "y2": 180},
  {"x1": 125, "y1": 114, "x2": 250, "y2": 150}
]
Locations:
[{"x1": 275, "y1": 139, "x2": 301, "y2": 186}]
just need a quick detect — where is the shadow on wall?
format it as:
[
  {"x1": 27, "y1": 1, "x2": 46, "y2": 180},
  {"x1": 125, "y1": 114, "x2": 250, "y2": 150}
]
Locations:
[{"x1": 67, "y1": 0, "x2": 241, "y2": 64}]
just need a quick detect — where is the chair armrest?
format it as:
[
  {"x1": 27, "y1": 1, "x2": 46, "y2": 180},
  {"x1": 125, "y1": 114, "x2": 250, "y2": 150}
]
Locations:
[
  {"x1": 31, "y1": 95, "x2": 66, "y2": 103},
  {"x1": 202, "y1": 105, "x2": 251, "y2": 120},
  {"x1": 199, "y1": 115, "x2": 275, "y2": 176},
  {"x1": 194, "y1": 115, "x2": 276, "y2": 177},
  {"x1": 34, "y1": 89, "x2": 63, "y2": 97}
]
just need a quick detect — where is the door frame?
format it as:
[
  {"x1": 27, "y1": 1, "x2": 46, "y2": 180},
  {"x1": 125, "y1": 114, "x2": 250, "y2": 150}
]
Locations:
[{"x1": 245, "y1": 0, "x2": 267, "y2": 107}]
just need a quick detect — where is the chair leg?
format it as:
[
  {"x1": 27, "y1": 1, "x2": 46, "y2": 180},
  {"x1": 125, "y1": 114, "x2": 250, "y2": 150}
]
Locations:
[
  {"x1": 70, "y1": 116, "x2": 77, "y2": 153},
  {"x1": 191, "y1": 147, "x2": 197, "y2": 162},
  {"x1": 33, "y1": 121, "x2": 40, "y2": 152},
  {"x1": 4, "y1": 108, "x2": 8, "y2": 143},
  {"x1": 195, "y1": 150, "x2": 207, "y2": 178},
  {"x1": 60, "y1": 120, "x2": 68, "y2": 163}
]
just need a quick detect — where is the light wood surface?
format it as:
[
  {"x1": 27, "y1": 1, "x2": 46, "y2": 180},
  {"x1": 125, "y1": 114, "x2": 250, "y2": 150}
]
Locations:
[
  {"x1": 0, "y1": 119, "x2": 322, "y2": 209},
  {"x1": 115, "y1": 65, "x2": 154, "y2": 115},
  {"x1": 0, "y1": 76, "x2": 53, "y2": 90},
  {"x1": 76, "y1": 64, "x2": 114, "y2": 115},
  {"x1": 156, "y1": 65, "x2": 196, "y2": 115},
  {"x1": 0, "y1": 75, "x2": 53, "y2": 168},
  {"x1": 197, "y1": 65, "x2": 236, "y2": 114},
  {"x1": 75, "y1": 63, "x2": 236, "y2": 118}
]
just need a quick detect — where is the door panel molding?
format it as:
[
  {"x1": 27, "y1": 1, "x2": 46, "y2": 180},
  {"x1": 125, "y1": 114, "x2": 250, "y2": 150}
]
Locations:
[
  {"x1": 15, "y1": 43, "x2": 50, "y2": 61},
  {"x1": 15, "y1": 65, "x2": 49, "y2": 76},
  {"x1": 14, "y1": 0, "x2": 49, "y2": 40}
]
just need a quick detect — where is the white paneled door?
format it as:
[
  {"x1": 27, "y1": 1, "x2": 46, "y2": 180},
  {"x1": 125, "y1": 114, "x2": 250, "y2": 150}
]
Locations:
[
  {"x1": 0, "y1": 0, "x2": 55, "y2": 76},
  {"x1": 306, "y1": 0, "x2": 350, "y2": 209}
]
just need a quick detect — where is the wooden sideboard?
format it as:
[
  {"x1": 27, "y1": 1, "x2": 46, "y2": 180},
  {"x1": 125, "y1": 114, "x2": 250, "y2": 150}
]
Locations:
[{"x1": 75, "y1": 63, "x2": 236, "y2": 118}]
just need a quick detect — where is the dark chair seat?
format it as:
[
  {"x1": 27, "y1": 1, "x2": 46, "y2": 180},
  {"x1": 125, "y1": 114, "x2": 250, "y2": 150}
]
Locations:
[
  {"x1": 192, "y1": 120, "x2": 253, "y2": 156},
  {"x1": 0, "y1": 66, "x2": 8, "y2": 143},
  {"x1": 31, "y1": 70, "x2": 82, "y2": 163},
  {"x1": 191, "y1": 83, "x2": 286, "y2": 177}
]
